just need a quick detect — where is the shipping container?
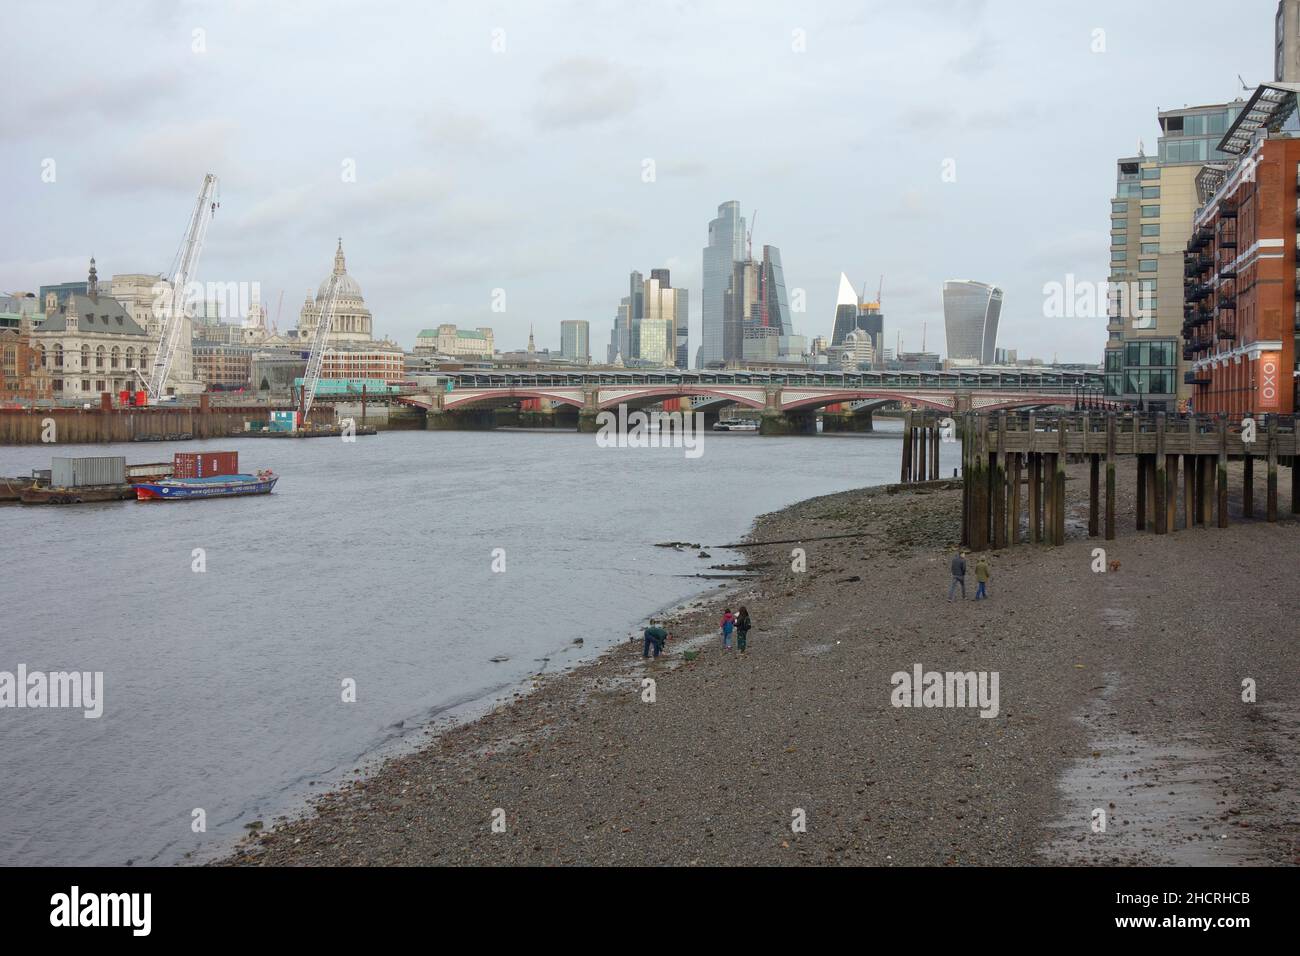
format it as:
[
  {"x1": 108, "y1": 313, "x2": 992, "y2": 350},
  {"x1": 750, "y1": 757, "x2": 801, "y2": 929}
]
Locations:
[
  {"x1": 172, "y1": 451, "x2": 239, "y2": 478},
  {"x1": 51, "y1": 456, "x2": 126, "y2": 487}
]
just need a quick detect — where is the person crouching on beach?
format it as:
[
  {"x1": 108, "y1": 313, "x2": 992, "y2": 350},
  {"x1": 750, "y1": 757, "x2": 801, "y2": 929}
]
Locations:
[
  {"x1": 948, "y1": 550, "x2": 967, "y2": 601},
  {"x1": 720, "y1": 608, "x2": 736, "y2": 649},
  {"x1": 735, "y1": 607, "x2": 752, "y2": 652},
  {"x1": 974, "y1": 557, "x2": 990, "y2": 601},
  {"x1": 643, "y1": 620, "x2": 668, "y2": 658}
]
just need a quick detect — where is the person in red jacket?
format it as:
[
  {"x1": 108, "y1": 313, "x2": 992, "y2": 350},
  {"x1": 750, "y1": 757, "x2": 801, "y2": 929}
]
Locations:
[{"x1": 720, "y1": 608, "x2": 736, "y2": 649}]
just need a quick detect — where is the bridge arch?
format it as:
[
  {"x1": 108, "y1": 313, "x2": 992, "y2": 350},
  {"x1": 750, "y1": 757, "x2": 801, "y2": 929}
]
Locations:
[{"x1": 596, "y1": 386, "x2": 765, "y2": 411}]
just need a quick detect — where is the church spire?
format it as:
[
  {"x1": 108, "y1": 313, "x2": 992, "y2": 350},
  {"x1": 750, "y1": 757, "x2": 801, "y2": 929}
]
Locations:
[
  {"x1": 88, "y1": 257, "x2": 98, "y2": 300},
  {"x1": 334, "y1": 237, "x2": 346, "y2": 276},
  {"x1": 527, "y1": 324, "x2": 536, "y2": 353}
]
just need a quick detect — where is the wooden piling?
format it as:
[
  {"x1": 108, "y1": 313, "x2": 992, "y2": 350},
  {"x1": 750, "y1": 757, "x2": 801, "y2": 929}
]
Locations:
[
  {"x1": 1010, "y1": 451, "x2": 1022, "y2": 545},
  {"x1": 1242, "y1": 452, "x2": 1254, "y2": 518},
  {"x1": 1088, "y1": 454, "x2": 1100, "y2": 537},
  {"x1": 1217, "y1": 416, "x2": 1229, "y2": 529},
  {"x1": 1166, "y1": 454, "x2": 1179, "y2": 532},
  {"x1": 1183, "y1": 453, "x2": 1195, "y2": 530},
  {"x1": 900, "y1": 411, "x2": 912, "y2": 483},
  {"x1": 1267, "y1": 416, "x2": 1278, "y2": 522},
  {"x1": 918, "y1": 421, "x2": 928, "y2": 485},
  {"x1": 1135, "y1": 454, "x2": 1147, "y2": 532},
  {"x1": 1105, "y1": 413, "x2": 1116, "y2": 541},
  {"x1": 1053, "y1": 423, "x2": 1067, "y2": 546},
  {"x1": 1154, "y1": 413, "x2": 1167, "y2": 534},
  {"x1": 991, "y1": 413, "x2": 1006, "y2": 549},
  {"x1": 930, "y1": 424, "x2": 940, "y2": 480}
]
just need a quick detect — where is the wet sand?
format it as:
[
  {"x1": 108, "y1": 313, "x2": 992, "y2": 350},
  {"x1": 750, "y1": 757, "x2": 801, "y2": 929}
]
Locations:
[{"x1": 220, "y1": 462, "x2": 1300, "y2": 866}]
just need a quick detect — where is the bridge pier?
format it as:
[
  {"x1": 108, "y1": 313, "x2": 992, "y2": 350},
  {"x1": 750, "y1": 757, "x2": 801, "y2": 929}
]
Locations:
[
  {"x1": 759, "y1": 409, "x2": 817, "y2": 436},
  {"x1": 425, "y1": 408, "x2": 497, "y2": 430},
  {"x1": 821, "y1": 410, "x2": 874, "y2": 432}
]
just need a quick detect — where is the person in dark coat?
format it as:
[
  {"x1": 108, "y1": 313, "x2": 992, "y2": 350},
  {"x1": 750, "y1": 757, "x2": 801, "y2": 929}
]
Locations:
[{"x1": 735, "y1": 607, "x2": 752, "y2": 652}]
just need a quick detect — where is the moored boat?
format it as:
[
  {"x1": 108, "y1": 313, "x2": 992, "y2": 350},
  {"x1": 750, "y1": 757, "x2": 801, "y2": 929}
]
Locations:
[
  {"x1": 135, "y1": 470, "x2": 278, "y2": 501},
  {"x1": 20, "y1": 483, "x2": 136, "y2": 504}
]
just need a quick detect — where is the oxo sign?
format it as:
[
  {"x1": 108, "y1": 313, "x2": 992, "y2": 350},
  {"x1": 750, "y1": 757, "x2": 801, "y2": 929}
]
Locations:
[{"x1": 1257, "y1": 352, "x2": 1281, "y2": 411}]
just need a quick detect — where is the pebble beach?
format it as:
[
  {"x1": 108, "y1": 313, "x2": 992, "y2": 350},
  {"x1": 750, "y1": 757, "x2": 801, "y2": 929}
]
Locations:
[{"x1": 220, "y1": 462, "x2": 1300, "y2": 866}]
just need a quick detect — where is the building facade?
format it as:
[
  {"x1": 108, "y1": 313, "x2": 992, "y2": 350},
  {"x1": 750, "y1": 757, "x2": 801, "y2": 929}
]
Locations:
[
  {"x1": 942, "y1": 279, "x2": 1002, "y2": 364},
  {"x1": 31, "y1": 263, "x2": 153, "y2": 399},
  {"x1": 1183, "y1": 82, "x2": 1300, "y2": 416},
  {"x1": 414, "y1": 325, "x2": 495, "y2": 358},
  {"x1": 1105, "y1": 102, "x2": 1244, "y2": 410},
  {"x1": 701, "y1": 201, "x2": 746, "y2": 366},
  {"x1": 560, "y1": 320, "x2": 590, "y2": 363}
]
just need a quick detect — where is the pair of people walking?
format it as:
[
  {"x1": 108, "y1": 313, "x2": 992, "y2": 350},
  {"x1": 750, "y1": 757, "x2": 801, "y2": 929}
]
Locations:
[
  {"x1": 721, "y1": 607, "x2": 752, "y2": 651},
  {"x1": 948, "y1": 550, "x2": 991, "y2": 601}
]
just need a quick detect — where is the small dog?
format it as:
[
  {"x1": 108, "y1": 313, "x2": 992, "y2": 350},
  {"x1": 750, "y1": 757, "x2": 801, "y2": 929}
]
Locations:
[{"x1": 1108, "y1": 559, "x2": 1121, "y2": 572}]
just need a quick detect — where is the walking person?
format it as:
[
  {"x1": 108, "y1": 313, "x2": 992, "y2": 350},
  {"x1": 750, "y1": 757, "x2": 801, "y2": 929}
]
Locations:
[
  {"x1": 735, "y1": 607, "x2": 752, "y2": 653},
  {"x1": 974, "y1": 557, "x2": 990, "y2": 601},
  {"x1": 720, "y1": 608, "x2": 735, "y2": 649},
  {"x1": 642, "y1": 620, "x2": 668, "y2": 658},
  {"x1": 948, "y1": 550, "x2": 967, "y2": 601}
]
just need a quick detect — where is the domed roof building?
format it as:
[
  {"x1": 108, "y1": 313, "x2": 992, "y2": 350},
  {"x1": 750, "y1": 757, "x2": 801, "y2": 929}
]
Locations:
[{"x1": 298, "y1": 239, "x2": 374, "y2": 346}]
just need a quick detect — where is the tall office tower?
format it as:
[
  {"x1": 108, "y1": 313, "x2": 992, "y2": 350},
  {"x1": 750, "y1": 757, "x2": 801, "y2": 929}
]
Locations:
[
  {"x1": 857, "y1": 302, "x2": 884, "y2": 368},
  {"x1": 1277, "y1": 0, "x2": 1300, "y2": 81},
  {"x1": 756, "y1": 245, "x2": 792, "y2": 337},
  {"x1": 560, "y1": 320, "x2": 590, "y2": 363},
  {"x1": 1104, "y1": 100, "x2": 1243, "y2": 411},
  {"x1": 646, "y1": 268, "x2": 688, "y2": 368},
  {"x1": 724, "y1": 258, "x2": 760, "y2": 363},
  {"x1": 642, "y1": 272, "x2": 680, "y2": 367},
  {"x1": 702, "y1": 201, "x2": 746, "y2": 366},
  {"x1": 942, "y1": 279, "x2": 1003, "y2": 364},
  {"x1": 830, "y1": 273, "x2": 860, "y2": 346}
]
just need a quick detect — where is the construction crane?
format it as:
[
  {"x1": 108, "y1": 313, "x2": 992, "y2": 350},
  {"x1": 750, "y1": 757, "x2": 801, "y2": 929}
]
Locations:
[
  {"x1": 299, "y1": 251, "x2": 346, "y2": 422},
  {"x1": 145, "y1": 173, "x2": 219, "y2": 401},
  {"x1": 746, "y1": 210, "x2": 757, "y2": 260}
]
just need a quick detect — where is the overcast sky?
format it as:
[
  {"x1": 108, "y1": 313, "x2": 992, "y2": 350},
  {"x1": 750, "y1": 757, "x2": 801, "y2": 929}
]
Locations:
[{"x1": 0, "y1": 0, "x2": 1274, "y2": 362}]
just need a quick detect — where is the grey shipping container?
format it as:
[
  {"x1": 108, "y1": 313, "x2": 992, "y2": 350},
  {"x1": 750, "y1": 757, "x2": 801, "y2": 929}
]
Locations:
[{"x1": 51, "y1": 456, "x2": 126, "y2": 487}]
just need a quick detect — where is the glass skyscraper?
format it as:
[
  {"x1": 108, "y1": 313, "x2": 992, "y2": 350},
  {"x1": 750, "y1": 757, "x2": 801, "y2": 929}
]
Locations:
[
  {"x1": 702, "y1": 201, "x2": 745, "y2": 367},
  {"x1": 942, "y1": 279, "x2": 1003, "y2": 364}
]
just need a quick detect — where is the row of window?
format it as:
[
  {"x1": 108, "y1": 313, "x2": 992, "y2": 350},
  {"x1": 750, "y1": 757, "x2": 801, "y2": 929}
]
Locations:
[
  {"x1": 39, "y1": 345, "x2": 148, "y2": 371},
  {"x1": 1104, "y1": 370, "x2": 1176, "y2": 395}
]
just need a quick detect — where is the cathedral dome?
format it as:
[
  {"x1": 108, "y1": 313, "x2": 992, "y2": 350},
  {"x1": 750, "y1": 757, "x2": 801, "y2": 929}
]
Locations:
[{"x1": 316, "y1": 239, "x2": 364, "y2": 301}]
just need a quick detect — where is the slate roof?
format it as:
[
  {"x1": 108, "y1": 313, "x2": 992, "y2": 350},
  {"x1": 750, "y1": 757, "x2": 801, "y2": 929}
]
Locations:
[{"x1": 37, "y1": 293, "x2": 148, "y2": 336}]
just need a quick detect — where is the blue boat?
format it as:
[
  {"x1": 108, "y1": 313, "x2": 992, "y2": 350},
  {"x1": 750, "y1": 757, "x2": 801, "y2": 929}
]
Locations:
[{"x1": 135, "y1": 471, "x2": 278, "y2": 501}]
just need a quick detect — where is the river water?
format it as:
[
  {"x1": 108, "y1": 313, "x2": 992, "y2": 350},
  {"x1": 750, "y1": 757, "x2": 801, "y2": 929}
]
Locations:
[{"x1": 0, "y1": 422, "x2": 957, "y2": 865}]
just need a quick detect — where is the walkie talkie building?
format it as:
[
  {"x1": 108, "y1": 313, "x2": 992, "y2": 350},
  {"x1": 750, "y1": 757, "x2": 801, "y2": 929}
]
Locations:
[{"x1": 942, "y1": 279, "x2": 1002, "y2": 364}]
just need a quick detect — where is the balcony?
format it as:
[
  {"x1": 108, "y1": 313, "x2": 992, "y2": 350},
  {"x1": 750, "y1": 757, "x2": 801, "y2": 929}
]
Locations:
[
  {"x1": 1184, "y1": 370, "x2": 1211, "y2": 386},
  {"x1": 1217, "y1": 295, "x2": 1236, "y2": 310},
  {"x1": 1219, "y1": 196, "x2": 1238, "y2": 219},
  {"x1": 1217, "y1": 326, "x2": 1237, "y2": 341}
]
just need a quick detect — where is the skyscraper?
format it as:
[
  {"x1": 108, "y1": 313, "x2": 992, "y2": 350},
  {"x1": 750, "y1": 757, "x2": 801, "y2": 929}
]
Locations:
[
  {"x1": 757, "y1": 245, "x2": 792, "y2": 337},
  {"x1": 648, "y1": 268, "x2": 688, "y2": 369},
  {"x1": 830, "y1": 273, "x2": 860, "y2": 346},
  {"x1": 942, "y1": 280, "x2": 1002, "y2": 364},
  {"x1": 560, "y1": 320, "x2": 590, "y2": 363},
  {"x1": 702, "y1": 201, "x2": 745, "y2": 366},
  {"x1": 725, "y1": 258, "x2": 760, "y2": 362}
]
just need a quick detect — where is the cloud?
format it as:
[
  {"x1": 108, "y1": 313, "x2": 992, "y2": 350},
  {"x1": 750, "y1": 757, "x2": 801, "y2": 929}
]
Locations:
[
  {"x1": 86, "y1": 119, "x2": 239, "y2": 195},
  {"x1": 534, "y1": 57, "x2": 639, "y2": 130}
]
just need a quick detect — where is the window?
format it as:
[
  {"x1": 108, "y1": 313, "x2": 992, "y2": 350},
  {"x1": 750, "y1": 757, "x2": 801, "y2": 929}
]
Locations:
[
  {"x1": 1139, "y1": 280, "x2": 1157, "y2": 292},
  {"x1": 96, "y1": 346, "x2": 105, "y2": 369},
  {"x1": 1141, "y1": 242, "x2": 1160, "y2": 254},
  {"x1": 81, "y1": 380, "x2": 90, "y2": 391},
  {"x1": 1112, "y1": 251, "x2": 1127, "y2": 262},
  {"x1": 1113, "y1": 234, "x2": 1127, "y2": 245},
  {"x1": 1112, "y1": 219, "x2": 1127, "y2": 231},
  {"x1": 1141, "y1": 167, "x2": 1161, "y2": 180},
  {"x1": 1139, "y1": 259, "x2": 1158, "y2": 272},
  {"x1": 1141, "y1": 224, "x2": 1160, "y2": 236},
  {"x1": 1142, "y1": 186, "x2": 1160, "y2": 199},
  {"x1": 1141, "y1": 205, "x2": 1160, "y2": 218},
  {"x1": 1112, "y1": 201, "x2": 1128, "y2": 214},
  {"x1": 1105, "y1": 351, "x2": 1122, "y2": 371}
]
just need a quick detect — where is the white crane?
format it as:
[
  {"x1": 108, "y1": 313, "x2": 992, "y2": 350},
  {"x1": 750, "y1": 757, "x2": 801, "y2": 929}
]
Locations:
[
  {"x1": 299, "y1": 260, "x2": 345, "y2": 422},
  {"x1": 145, "y1": 173, "x2": 219, "y2": 401}
]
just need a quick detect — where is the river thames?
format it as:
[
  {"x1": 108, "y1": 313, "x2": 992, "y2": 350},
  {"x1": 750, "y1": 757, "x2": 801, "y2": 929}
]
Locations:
[{"x1": 0, "y1": 423, "x2": 957, "y2": 865}]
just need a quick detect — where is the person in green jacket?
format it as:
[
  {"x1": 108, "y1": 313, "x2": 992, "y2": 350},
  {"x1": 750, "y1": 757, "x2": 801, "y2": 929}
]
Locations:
[
  {"x1": 974, "y1": 557, "x2": 990, "y2": 600},
  {"x1": 643, "y1": 621, "x2": 668, "y2": 658}
]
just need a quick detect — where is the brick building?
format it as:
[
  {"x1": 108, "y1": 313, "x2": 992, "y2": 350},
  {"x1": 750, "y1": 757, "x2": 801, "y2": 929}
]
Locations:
[{"x1": 1183, "y1": 82, "x2": 1300, "y2": 415}]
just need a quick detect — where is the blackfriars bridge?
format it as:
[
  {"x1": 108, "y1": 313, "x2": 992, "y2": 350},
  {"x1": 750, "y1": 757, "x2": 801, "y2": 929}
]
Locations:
[{"x1": 392, "y1": 369, "x2": 1107, "y2": 435}]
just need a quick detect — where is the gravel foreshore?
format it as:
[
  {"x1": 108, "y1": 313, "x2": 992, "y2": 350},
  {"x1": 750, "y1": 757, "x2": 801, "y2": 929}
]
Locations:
[{"x1": 220, "y1": 462, "x2": 1300, "y2": 866}]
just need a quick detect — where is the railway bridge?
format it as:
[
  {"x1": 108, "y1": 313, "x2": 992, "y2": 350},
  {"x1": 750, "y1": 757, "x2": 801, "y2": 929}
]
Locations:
[{"x1": 395, "y1": 369, "x2": 1105, "y2": 435}]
